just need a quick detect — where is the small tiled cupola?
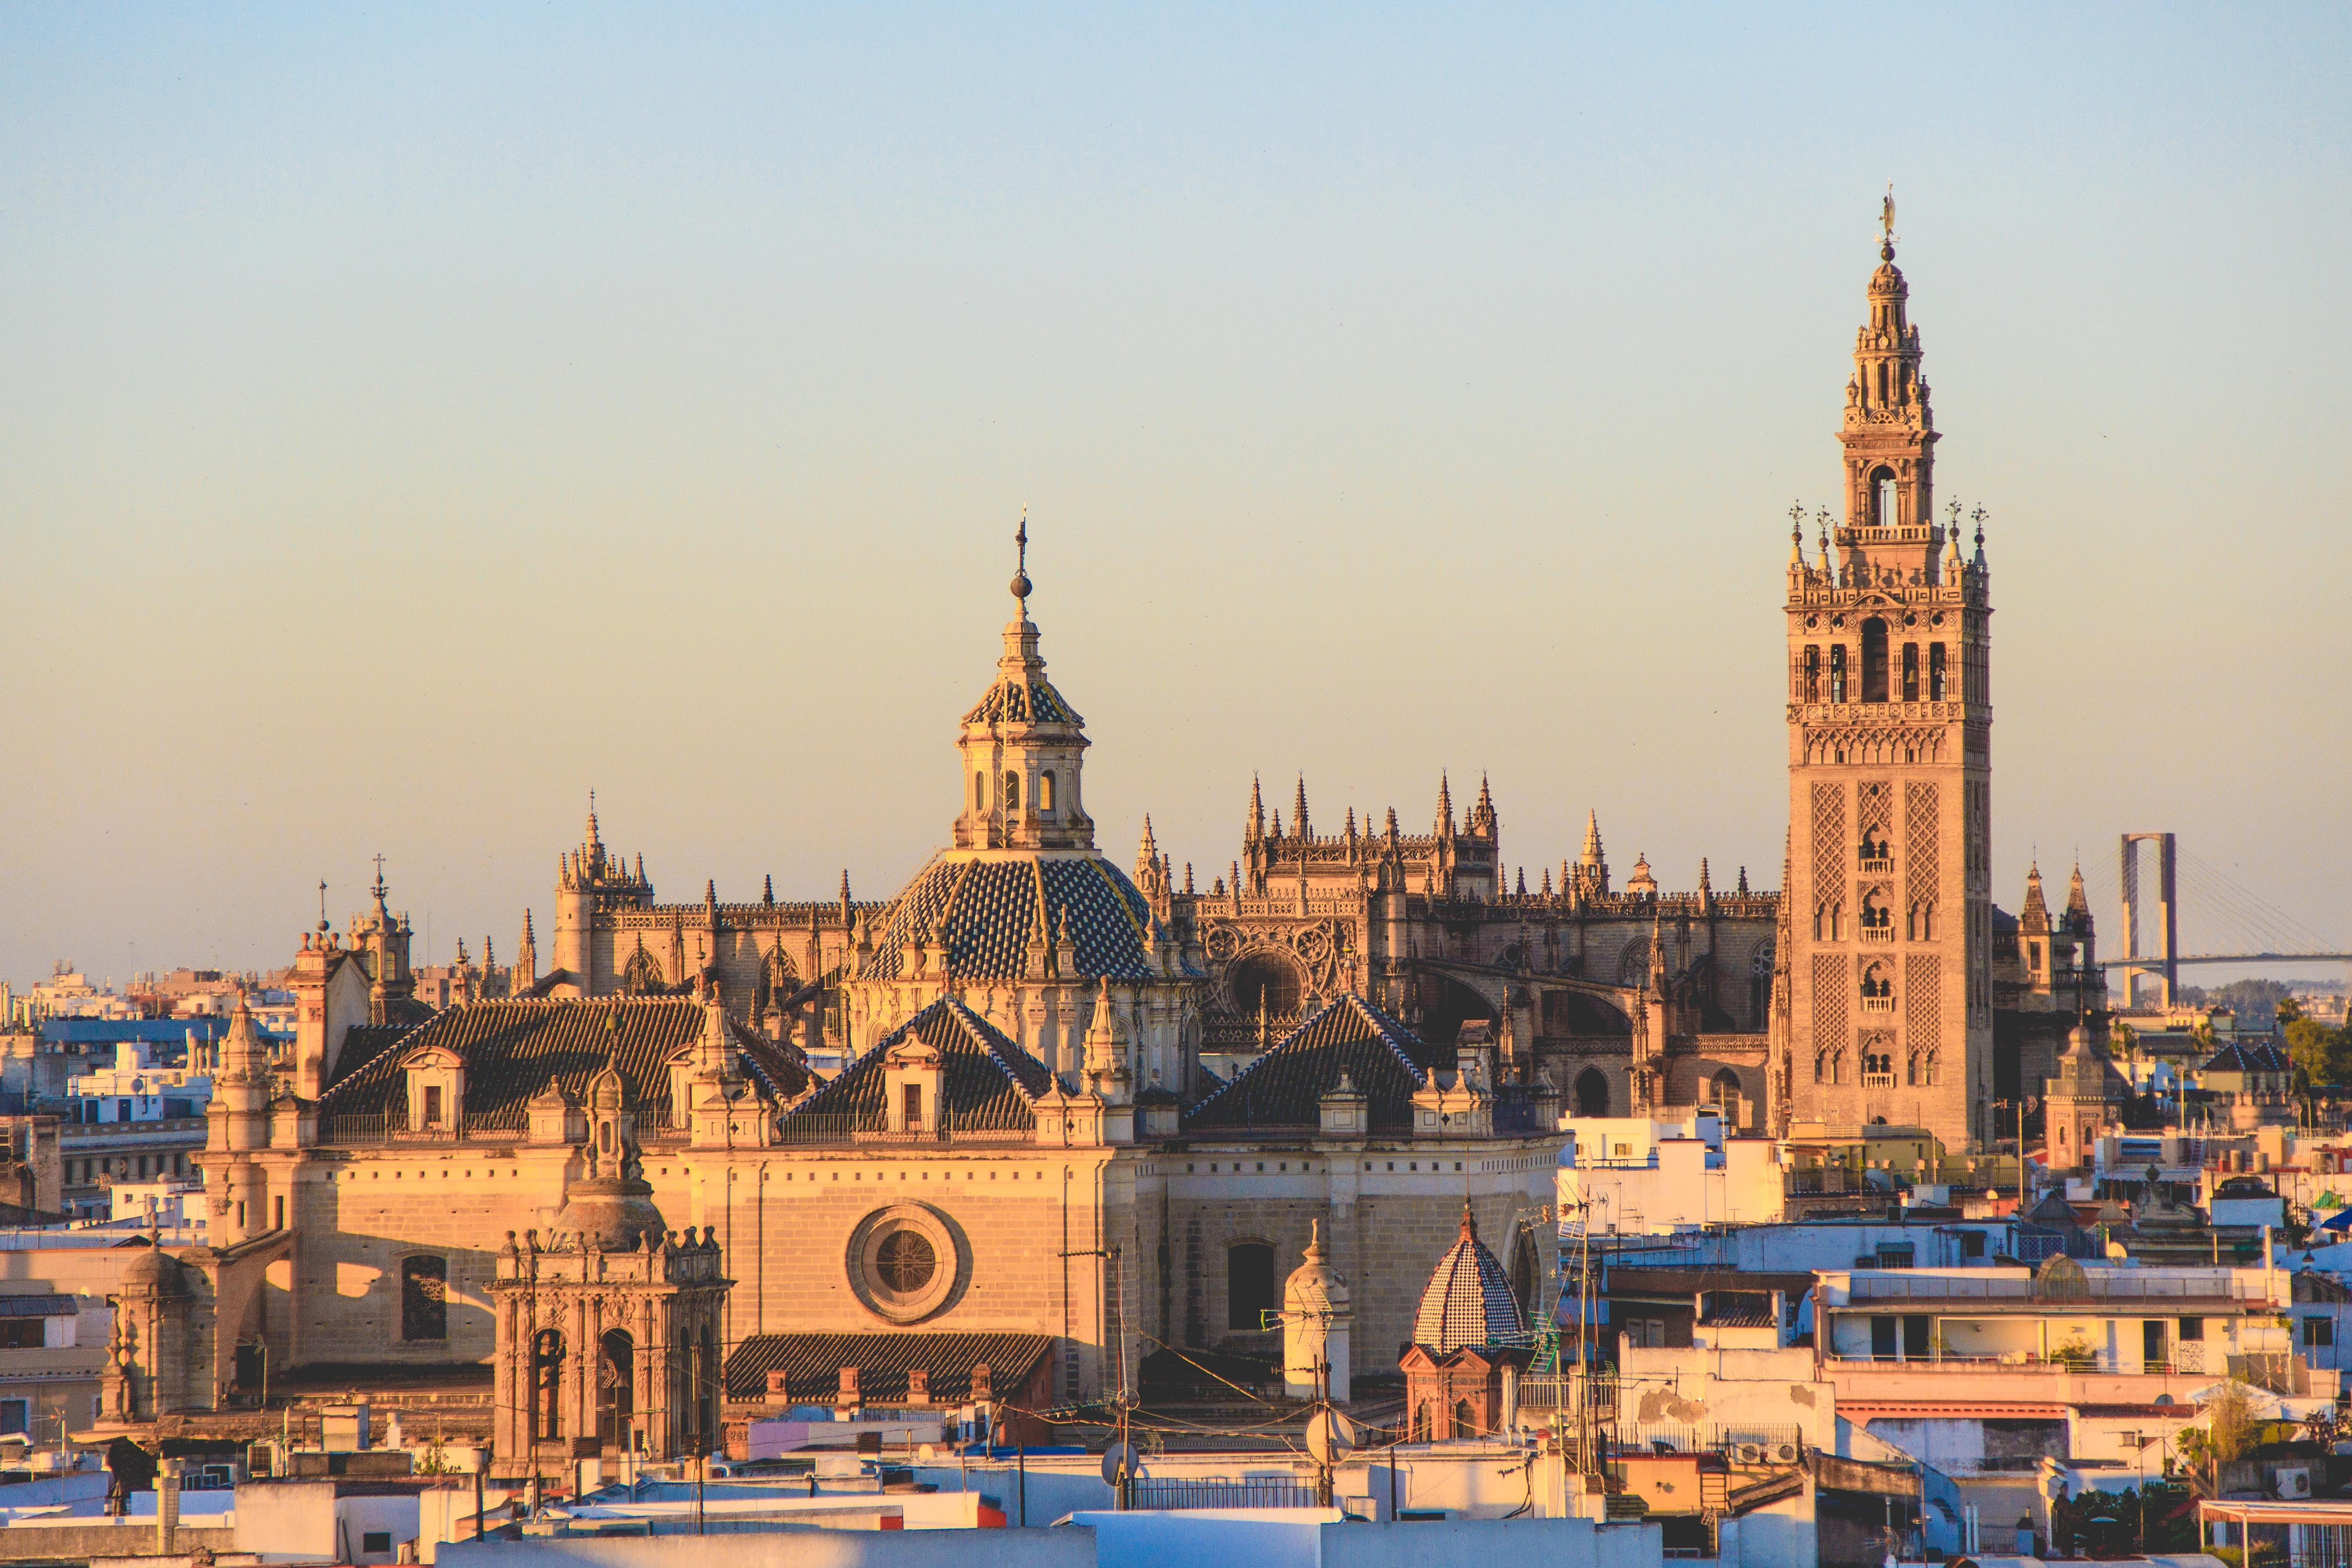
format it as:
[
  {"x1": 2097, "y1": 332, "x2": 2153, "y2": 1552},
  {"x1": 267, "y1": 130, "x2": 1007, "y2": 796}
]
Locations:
[{"x1": 402, "y1": 1045, "x2": 465, "y2": 1134}]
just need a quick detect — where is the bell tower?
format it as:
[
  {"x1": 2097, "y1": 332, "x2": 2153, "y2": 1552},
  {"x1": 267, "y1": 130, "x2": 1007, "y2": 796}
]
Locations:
[{"x1": 1779, "y1": 201, "x2": 1995, "y2": 1152}]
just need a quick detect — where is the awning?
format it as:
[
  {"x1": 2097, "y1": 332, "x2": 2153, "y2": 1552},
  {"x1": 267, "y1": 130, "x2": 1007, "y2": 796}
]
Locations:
[
  {"x1": 1845, "y1": 1402, "x2": 2069, "y2": 1421},
  {"x1": 0, "y1": 1297, "x2": 82, "y2": 1319}
]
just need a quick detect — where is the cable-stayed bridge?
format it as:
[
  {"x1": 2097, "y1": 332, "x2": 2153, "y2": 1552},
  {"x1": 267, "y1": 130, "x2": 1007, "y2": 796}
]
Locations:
[{"x1": 2080, "y1": 833, "x2": 2349, "y2": 1007}]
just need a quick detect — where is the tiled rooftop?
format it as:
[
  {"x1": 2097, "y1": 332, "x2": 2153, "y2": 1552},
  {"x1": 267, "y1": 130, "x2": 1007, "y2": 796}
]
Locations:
[
  {"x1": 315, "y1": 998, "x2": 808, "y2": 1135},
  {"x1": 778, "y1": 997, "x2": 1053, "y2": 1136},
  {"x1": 1183, "y1": 994, "x2": 1439, "y2": 1134},
  {"x1": 857, "y1": 853, "x2": 1181, "y2": 984},
  {"x1": 724, "y1": 1330, "x2": 1053, "y2": 1403}
]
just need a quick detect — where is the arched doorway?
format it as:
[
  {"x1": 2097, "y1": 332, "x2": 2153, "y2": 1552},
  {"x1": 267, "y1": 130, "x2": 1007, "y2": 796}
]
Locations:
[
  {"x1": 1453, "y1": 1399, "x2": 1476, "y2": 1438},
  {"x1": 597, "y1": 1329, "x2": 634, "y2": 1449},
  {"x1": 1574, "y1": 1068, "x2": 1610, "y2": 1118}
]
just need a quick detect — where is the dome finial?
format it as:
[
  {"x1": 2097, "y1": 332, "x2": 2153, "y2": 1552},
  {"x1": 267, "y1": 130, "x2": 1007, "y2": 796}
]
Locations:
[
  {"x1": 1880, "y1": 182, "x2": 1897, "y2": 261},
  {"x1": 1009, "y1": 507, "x2": 1032, "y2": 607}
]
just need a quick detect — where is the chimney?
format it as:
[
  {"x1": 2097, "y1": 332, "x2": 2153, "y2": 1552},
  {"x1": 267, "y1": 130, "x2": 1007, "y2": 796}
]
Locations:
[
  {"x1": 837, "y1": 1366, "x2": 861, "y2": 1412},
  {"x1": 906, "y1": 1369, "x2": 930, "y2": 1406},
  {"x1": 970, "y1": 1363, "x2": 992, "y2": 1403},
  {"x1": 766, "y1": 1369, "x2": 791, "y2": 1402}
]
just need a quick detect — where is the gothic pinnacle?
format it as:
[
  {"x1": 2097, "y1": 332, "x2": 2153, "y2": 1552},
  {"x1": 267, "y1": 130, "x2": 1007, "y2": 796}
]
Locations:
[
  {"x1": 1293, "y1": 775, "x2": 1309, "y2": 841},
  {"x1": 1435, "y1": 773, "x2": 1453, "y2": 835}
]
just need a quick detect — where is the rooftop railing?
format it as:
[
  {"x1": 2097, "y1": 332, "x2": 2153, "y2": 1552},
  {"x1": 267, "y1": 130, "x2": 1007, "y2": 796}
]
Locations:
[{"x1": 1844, "y1": 1272, "x2": 2264, "y2": 1303}]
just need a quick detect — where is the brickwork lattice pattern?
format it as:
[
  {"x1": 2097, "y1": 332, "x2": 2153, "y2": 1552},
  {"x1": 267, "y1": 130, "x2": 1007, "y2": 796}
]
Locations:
[
  {"x1": 1904, "y1": 782, "x2": 1939, "y2": 904},
  {"x1": 1812, "y1": 953, "x2": 1847, "y2": 1053},
  {"x1": 1810, "y1": 783, "x2": 1846, "y2": 902}
]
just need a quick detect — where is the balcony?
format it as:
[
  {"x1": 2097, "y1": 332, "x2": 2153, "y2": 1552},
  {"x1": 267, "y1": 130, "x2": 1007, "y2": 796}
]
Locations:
[
  {"x1": 1861, "y1": 927, "x2": 1896, "y2": 944},
  {"x1": 1861, "y1": 996, "x2": 1897, "y2": 1013},
  {"x1": 1860, "y1": 857, "x2": 1894, "y2": 876},
  {"x1": 1863, "y1": 1074, "x2": 1897, "y2": 1089}
]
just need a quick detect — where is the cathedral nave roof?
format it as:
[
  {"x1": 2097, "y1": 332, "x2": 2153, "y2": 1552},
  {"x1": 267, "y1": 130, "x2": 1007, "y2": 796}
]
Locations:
[
  {"x1": 315, "y1": 996, "x2": 807, "y2": 1137},
  {"x1": 779, "y1": 996, "x2": 1054, "y2": 1136},
  {"x1": 1183, "y1": 994, "x2": 1439, "y2": 1134}
]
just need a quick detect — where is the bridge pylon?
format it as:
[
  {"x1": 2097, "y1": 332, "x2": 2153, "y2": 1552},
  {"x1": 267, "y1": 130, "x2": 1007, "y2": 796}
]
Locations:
[{"x1": 2119, "y1": 832, "x2": 2178, "y2": 1010}]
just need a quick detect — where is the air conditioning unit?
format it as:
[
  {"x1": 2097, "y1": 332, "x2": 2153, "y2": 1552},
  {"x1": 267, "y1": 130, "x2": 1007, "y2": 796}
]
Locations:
[
  {"x1": 1773, "y1": 1442, "x2": 1804, "y2": 1465},
  {"x1": 2278, "y1": 1467, "x2": 2312, "y2": 1499},
  {"x1": 1733, "y1": 1443, "x2": 1765, "y2": 1465}
]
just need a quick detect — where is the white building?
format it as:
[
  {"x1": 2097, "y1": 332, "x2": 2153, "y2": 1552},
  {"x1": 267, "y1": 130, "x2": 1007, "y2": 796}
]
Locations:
[{"x1": 1557, "y1": 1110, "x2": 1786, "y2": 1235}]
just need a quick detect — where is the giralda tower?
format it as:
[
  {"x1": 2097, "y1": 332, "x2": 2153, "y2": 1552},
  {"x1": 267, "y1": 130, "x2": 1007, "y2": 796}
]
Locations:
[{"x1": 1779, "y1": 207, "x2": 1994, "y2": 1152}]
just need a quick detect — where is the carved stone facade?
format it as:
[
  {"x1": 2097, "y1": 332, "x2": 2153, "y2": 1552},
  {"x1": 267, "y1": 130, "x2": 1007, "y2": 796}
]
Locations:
[{"x1": 1778, "y1": 228, "x2": 1993, "y2": 1152}]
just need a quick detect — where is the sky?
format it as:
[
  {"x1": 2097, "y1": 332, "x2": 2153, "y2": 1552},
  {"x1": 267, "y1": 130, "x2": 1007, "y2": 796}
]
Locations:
[{"x1": 1, "y1": 4, "x2": 2346, "y2": 991}]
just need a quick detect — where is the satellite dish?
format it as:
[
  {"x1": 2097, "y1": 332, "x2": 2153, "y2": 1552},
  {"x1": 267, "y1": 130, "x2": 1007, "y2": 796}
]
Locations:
[
  {"x1": 1101, "y1": 1441, "x2": 1140, "y2": 1486},
  {"x1": 1305, "y1": 1409, "x2": 1357, "y2": 1466}
]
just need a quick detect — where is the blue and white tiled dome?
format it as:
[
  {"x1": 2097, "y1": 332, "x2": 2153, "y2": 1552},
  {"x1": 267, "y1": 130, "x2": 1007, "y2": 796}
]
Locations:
[
  {"x1": 1411, "y1": 1207, "x2": 1532, "y2": 1354},
  {"x1": 856, "y1": 851, "x2": 1184, "y2": 984}
]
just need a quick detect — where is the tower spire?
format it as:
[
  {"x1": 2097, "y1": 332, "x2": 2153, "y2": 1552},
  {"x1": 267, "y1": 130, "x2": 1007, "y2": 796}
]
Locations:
[
  {"x1": 1293, "y1": 775, "x2": 1309, "y2": 841},
  {"x1": 1011, "y1": 507, "x2": 1031, "y2": 612}
]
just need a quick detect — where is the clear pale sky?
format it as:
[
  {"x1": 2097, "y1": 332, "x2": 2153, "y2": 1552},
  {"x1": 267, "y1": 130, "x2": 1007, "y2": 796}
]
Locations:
[{"x1": 3, "y1": 5, "x2": 2346, "y2": 989}]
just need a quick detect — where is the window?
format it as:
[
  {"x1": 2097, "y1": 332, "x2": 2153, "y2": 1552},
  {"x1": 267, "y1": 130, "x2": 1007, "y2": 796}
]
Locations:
[
  {"x1": 902, "y1": 1083, "x2": 923, "y2": 1130},
  {"x1": 2306, "y1": 1317, "x2": 2335, "y2": 1348},
  {"x1": 1861, "y1": 618, "x2": 1889, "y2": 703},
  {"x1": 1227, "y1": 1242, "x2": 1277, "y2": 1331},
  {"x1": 531, "y1": 1330, "x2": 564, "y2": 1441},
  {"x1": 1803, "y1": 646, "x2": 1821, "y2": 703},
  {"x1": 422, "y1": 1084, "x2": 444, "y2": 1128},
  {"x1": 1870, "y1": 1316, "x2": 1898, "y2": 1358},
  {"x1": 1929, "y1": 643, "x2": 1948, "y2": 701},
  {"x1": 1902, "y1": 643, "x2": 1919, "y2": 702},
  {"x1": 877, "y1": 1230, "x2": 935, "y2": 1294},
  {"x1": 1039, "y1": 771, "x2": 1056, "y2": 812},
  {"x1": 400, "y1": 1255, "x2": 447, "y2": 1342},
  {"x1": 1961, "y1": 1230, "x2": 1986, "y2": 1260},
  {"x1": 974, "y1": 772, "x2": 986, "y2": 811},
  {"x1": 274, "y1": 1196, "x2": 286, "y2": 1230},
  {"x1": 1454, "y1": 1398, "x2": 1477, "y2": 1436},
  {"x1": 0, "y1": 1400, "x2": 25, "y2": 1435},
  {"x1": 0, "y1": 1321, "x2": 42, "y2": 1350},
  {"x1": 1829, "y1": 645, "x2": 1848, "y2": 703},
  {"x1": 1003, "y1": 772, "x2": 1021, "y2": 813},
  {"x1": 2178, "y1": 1317, "x2": 2204, "y2": 1342},
  {"x1": 362, "y1": 1532, "x2": 392, "y2": 1556}
]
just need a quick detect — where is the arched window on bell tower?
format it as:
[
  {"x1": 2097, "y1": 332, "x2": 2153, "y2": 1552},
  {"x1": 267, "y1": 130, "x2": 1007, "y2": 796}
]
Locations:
[
  {"x1": 1861, "y1": 618, "x2": 1889, "y2": 703},
  {"x1": 1829, "y1": 645, "x2": 1848, "y2": 703},
  {"x1": 1871, "y1": 465, "x2": 1897, "y2": 526},
  {"x1": 1003, "y1": 772, "x2": 1021, "y2": 814}
]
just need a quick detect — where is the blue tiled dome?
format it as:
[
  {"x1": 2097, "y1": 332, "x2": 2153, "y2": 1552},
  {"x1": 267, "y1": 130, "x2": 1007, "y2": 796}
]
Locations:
[
  {"x1": 857, "y1": 851, "x2": 1188, "y2": 984},
  {"x1": 1411, "y1": 1207, "x2": 1532, "y2": 1354}
]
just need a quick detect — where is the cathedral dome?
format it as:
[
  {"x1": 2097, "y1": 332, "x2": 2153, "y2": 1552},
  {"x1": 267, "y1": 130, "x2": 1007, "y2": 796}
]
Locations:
[
  {"x1": 857, "y1": 851, "x2": 1178, "y2": 984},
  {"x1": 1411, "y1": 1207, "x2": 1531, "y2": 1354}
]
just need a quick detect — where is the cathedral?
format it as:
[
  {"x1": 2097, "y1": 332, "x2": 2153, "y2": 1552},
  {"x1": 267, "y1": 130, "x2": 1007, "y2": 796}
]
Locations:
[{"x1": 94, "y1": 219, "x2": 2104, "y2": 1463}]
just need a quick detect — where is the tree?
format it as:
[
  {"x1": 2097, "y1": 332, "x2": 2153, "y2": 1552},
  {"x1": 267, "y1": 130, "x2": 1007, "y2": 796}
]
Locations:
[
  {"x1": 2286, "y1": 1017, "x2": 2352, "y2": 1086},
  {"x1": 2176, "y1": 1379, "x2": 2261, "y2": 1497}
]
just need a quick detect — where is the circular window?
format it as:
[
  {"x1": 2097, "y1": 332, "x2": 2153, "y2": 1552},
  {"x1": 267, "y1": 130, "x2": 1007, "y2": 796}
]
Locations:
[
  {"x1": 876, "y1": 1229, "x2": 935, "y2": 1293},
  {"x1": 846, "y1": 1204, "x2": 963, "y2": 1324}
]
